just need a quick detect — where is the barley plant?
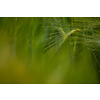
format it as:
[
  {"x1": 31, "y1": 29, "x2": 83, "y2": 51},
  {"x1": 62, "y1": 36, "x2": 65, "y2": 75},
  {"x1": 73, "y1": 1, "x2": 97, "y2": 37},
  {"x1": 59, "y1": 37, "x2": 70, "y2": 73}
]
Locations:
[{"x1": 0, "y1": 17, "x2": 100, "y2": 83}]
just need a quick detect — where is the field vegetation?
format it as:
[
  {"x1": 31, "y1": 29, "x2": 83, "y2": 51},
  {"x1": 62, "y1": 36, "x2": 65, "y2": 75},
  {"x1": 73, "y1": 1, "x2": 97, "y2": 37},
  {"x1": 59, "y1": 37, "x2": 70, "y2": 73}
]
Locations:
[{"x1": 0, "y1": 17, "x2": 100, "y2": 83}]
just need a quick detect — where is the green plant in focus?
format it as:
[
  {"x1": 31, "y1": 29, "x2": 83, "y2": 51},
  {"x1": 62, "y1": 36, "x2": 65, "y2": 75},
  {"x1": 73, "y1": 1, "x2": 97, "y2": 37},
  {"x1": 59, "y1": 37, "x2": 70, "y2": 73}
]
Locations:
[{"x1": 0, "y1": 17, "x2": 100, "y2": 83}]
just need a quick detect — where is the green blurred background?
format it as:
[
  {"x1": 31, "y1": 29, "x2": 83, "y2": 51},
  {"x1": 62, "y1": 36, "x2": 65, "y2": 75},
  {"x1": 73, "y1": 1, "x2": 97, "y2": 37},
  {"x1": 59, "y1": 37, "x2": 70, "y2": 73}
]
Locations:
[{"x1": 0, "y1": 17, "x2": 100, "y2": 84}]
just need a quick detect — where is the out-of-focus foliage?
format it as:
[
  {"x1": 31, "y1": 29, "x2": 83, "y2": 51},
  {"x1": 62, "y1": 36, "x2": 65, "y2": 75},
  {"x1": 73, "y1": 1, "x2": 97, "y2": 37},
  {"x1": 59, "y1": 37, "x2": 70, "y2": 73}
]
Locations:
[{"x1": 0, "y1": 17, "x2": 100, "y2": 84}]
